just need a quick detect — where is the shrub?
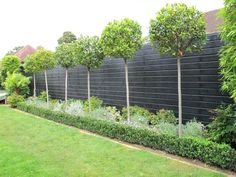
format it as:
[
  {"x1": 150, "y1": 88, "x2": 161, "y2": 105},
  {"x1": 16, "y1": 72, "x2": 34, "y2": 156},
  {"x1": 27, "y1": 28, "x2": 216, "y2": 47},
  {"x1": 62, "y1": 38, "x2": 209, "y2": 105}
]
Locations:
[
  {"x1": 208, "y1": 104, "x2": 236, "y2": 148},
  {"x1": 7, "y1": 92, "x2": 24, "y2": 108},
  {"x1": 0, "y1": 55, "x2": 21, "y2": 84},
  {"x1": 64, "y1": 100, "x2": 85, "y2": 116},
  {"x1": 89, "y1": 106, "x2": 122, "y2": 122},
  {"x1": 17, "y1": 102, "x2": 236, "y2": 171},
  {"x1": 122, "y1": 119, "x2": 149, "y2": 129},
  {"x1": 130, "y1": 114, "x2": 149, "y2": 125},
  {"x1": 122, "y1": 105, "x2": 154, "y2": 123},
  {"x1": 105, "y1": 106, "x2": 122, "y2": 121},
  {"x1": 38, "y1": 91, "x2": 49, "y2": 101},
  {"x1": 151, "y1": 109, "x2": 177, "y2": 125},
  {"x1": 4, "y1": 72, "x2": 30, "y2": 96},
  {"x1": 183, "y1": 119, "x2": 205, "y2": 137},
  {"x1": 154, "y1": 122, "x2": 177, "y2": 136},
  {"x1": 84, "y1": 96, "x2": 103, "y2": 112}
]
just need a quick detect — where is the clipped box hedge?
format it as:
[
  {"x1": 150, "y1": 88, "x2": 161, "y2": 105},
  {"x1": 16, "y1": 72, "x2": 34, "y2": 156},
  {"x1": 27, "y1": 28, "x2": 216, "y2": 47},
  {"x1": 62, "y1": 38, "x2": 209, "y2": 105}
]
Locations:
[{"x1": 17, "y1": 102, "x2": 236, "y2": 171}]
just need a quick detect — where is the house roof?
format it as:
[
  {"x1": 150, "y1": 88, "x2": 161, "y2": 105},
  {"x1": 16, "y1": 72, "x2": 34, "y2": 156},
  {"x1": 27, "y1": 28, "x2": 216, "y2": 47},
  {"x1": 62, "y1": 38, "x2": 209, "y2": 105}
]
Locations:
[
  {"x1": 204, "y1": 9, "x2": 223, "y2": 33},
  {"x1": 15, "y1": 45, "x2": 36, "y2": 62}
]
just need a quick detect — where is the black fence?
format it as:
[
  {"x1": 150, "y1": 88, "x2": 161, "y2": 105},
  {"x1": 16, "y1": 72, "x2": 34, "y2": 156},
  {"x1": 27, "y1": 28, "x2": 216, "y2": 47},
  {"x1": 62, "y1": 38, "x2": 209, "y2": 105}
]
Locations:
[{"x1": 35, "y1": 33, "x2": 232, "y2": 124}]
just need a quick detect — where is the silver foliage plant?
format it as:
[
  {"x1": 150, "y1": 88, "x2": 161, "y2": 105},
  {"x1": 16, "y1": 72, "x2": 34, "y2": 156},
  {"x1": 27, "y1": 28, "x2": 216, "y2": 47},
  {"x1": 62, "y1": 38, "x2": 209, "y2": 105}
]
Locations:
[{"x1": 24, "y1": 97, "x2": 205, "y2": 137}]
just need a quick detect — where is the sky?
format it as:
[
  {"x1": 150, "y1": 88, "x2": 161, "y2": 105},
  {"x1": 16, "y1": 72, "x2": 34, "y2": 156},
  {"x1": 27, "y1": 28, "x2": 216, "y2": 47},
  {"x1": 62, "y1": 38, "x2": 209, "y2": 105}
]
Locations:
[{"x1": 0, "y1": 0, "x2": 224, "y2": 57}]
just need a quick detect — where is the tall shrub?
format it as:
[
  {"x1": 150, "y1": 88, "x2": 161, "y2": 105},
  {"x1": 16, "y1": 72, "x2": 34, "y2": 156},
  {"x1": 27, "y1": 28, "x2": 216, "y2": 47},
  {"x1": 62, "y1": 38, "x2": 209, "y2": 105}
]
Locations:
[
  {"x1": 34, "y1": 48, "x2": 56, "y2": 105},
  {"x1": 101, "y1": 18, "x2": 143, "y2": 121},
  {"x1": 220, "y1": 0, "x2": 236, "y2": 101},
  {"x1": 4, "y1": 72, "x2": 30, "y2": 96},
  {"x1": 55, "y1": 43, "x2": 77, "y2": 102},
  {"x1": 24, "y1": 54, "x2": 40, "y2": 97},
  {"x1": 74, "y1": 36, "x2": 104, "y2": 112},
  {"x1": 0, "y1": 55, "x2": 21, "y2": 85},
  {"x1": 149, "y1": 3, "x2": 206, "y2": 136},
  {"x1": 208, "y1": 104, "x2": 236, "y2": 148}
]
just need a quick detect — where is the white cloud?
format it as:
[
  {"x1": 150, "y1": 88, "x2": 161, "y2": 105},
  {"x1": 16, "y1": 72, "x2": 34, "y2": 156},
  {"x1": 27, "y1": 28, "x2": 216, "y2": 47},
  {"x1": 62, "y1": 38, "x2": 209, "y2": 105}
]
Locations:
[{"x1": 0, "y1": 0, "x2": 224, "y2": 57}]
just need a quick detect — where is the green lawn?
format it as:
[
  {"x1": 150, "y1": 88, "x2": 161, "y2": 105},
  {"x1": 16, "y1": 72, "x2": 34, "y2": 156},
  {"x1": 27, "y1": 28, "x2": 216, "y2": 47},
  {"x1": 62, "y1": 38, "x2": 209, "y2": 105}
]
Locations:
[{"x1": 0, "y1": 106, "x2": 225, "y2": 177}]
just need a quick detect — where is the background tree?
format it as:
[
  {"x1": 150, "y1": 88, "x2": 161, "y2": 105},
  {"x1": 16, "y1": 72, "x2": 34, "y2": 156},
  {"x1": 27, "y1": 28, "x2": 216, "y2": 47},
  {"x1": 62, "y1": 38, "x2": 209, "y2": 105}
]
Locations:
[
  {"x1": 34, "y1": 48, "x2": 56, "y2": 105},
  {"x1": 55, "y1": 43, "x2": 77, "y2": 102},
  {"x1": 74, "y1": 35, "x2": 104, "y2": 112},
  {"x1": 101, "y1": 18, "x2": 142, "y2": 121},
  {"x1": 0, "y1": 55, "x2": 21, "y2": 86},
  {"x1": 57, "y1": 31, "x2": 77, "y2": 45},
  {"x1": 5, "y1": 46, "x2": 24, "y2": 56},
  {"x1": 219, "y1": 0, "x2": 236, "y2": 101},
  {"x1": 149, "y1": 3, "x2": 206, "y2": 136},
  {"x1": 24, "y1": 54, "x2": 40, "y2": 97}
]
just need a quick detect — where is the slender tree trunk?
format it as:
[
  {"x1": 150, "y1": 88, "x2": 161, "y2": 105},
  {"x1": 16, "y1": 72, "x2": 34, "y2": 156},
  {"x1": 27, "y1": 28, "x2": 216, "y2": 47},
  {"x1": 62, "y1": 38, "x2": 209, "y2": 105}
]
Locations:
[
  {"x1": 33, "y1": 73, "x2": 36, "y2": 97},
  {"x1": 87, "y1": 68, "x2": 91, "y2": 113},
  {"x1": 177, "y1": 57, "x2": 182, "y2": 137},
  {"x1": 65, "y1": 69, "x2": 68, "y2": 102},
  {"x1": 124, "y1": 59, "x2": 130, "y2": 122},
  {"x1": 44, "y1": 70, "x2": 49, "y2": 107}
]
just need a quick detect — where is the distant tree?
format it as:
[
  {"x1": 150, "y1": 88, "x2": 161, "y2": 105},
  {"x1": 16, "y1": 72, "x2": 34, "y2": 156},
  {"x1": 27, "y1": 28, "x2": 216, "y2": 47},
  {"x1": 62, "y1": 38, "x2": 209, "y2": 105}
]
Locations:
[
  {"x1": 55, "y1": 43, "x2": 78, "y2": 102},
  {"x1": 24, "y1": 54, "x2": 40, "y2": 97},
  {"x1": 34, "y1": 48, "x2": 56, "y2": 105},
  {"x1": 220, "y1": 0, "x2": 236, "y2": 102},
  {"x1": 57, "y1": 31, "x2": 77, "y2": 45},
  {"x1": 5, "y1": 46, "x2": 24, "y2": 56},
  {"x1": 74, "y1": 35, "x2": 104, "y2": 112},
  {"x1": 101, "y1": 18, "x2": 142, "y2": 121},
  {"x1": 0, "y1": 55, "x2": 21, "y2": 86},
  {"x1": 149, "y1": 3, "x2": 206, "y2": 136}
]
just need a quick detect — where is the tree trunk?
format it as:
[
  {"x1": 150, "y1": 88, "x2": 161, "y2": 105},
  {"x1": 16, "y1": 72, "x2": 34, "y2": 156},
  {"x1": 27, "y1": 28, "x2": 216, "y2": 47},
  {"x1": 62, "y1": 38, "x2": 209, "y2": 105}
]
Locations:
[
  {"x1": 177, "y1": 57, "x2": 182, "y2": 136},
  {"x1": 44, "y1": 70, "x2": 49, "y2": 107},
  {"x1": 87, "y1": 68, "x2": 91, "y2": 113},
  {"x1": 65, "y1": 69, "x2": 68, "y2": 102},
  {"x1": 124, "y1": 59, "x2": 130, "y2": 122},
  {"x1": 33, "y1": 73, "x2": 36, "y2": 97}
]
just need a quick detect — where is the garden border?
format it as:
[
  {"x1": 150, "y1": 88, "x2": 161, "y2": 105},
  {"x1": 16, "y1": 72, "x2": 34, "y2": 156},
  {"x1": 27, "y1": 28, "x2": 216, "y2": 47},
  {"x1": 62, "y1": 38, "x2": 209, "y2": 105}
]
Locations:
[{"x1": 17, "y1": 102, "x2": 236, "y2": 171}]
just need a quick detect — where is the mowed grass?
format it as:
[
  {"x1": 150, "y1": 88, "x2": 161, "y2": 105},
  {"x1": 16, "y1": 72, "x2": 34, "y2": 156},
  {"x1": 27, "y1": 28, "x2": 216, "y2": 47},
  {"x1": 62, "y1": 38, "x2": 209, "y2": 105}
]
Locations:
[{"x1": 0, "y1": 106, "x2": 225, "y2": 177}]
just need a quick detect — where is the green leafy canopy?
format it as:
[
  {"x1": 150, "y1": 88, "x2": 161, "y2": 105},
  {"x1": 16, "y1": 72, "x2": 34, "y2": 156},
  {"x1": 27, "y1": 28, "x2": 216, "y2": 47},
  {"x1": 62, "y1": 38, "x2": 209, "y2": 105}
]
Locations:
[
  {"x1": 1, "y1": 55, "x2": 21, "y2": 74},
  {"x1": 57, "y1": 31, "x2": 77, "y2": 45},
  {"x1": 74, "y1": 36, "x2": 104, "y2": 69},
  {"x1": 219, "y1": 0, "x2": 236, "y2": 101},
  {"x1": 149, "y1": 3, "x2": 206, "y2": 57},
  {"x1": 55, "y1": 43, "x2": 78, "y2": 69},
  {"x1": 100, "y1": 18, "x2": 143, "y2": 60},
  {"x1": 24, "y1": 54, "x2": 40, "y2": 74},
  {"x1": 34, "y1": 48, "x2": 56, "y2": 71},
  {"x1": 0, "y1": 55, "x2": 21, "y2": 85}
]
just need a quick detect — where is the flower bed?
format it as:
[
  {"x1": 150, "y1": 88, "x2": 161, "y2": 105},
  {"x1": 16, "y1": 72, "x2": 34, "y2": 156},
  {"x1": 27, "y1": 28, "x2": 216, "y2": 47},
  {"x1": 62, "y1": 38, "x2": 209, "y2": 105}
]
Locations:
[
  {"x1": 17, "y1": 102, "x2": 236, "y2": 171},
  {"x1": 23, "y1": 97, "x2": 206, "y2": 137}
]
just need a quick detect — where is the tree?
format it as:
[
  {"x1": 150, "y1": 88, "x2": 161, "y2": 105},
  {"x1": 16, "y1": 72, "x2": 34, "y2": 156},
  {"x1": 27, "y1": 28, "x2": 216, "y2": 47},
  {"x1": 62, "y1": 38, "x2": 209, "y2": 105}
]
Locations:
[
  {"x1": 24, "y1": 54, "x2": 40, "y2": 97},
  {"x1": 74, "y1": 35, "x2": 104, "y2": 112},
  {"x1": 34, "y1": 48, "x2": 56, "y2": 105},
  {"x1": 55, "y1": 43, "x2": 77, "y2": 102},
  {"x1": 220, "y1": 0, "x2": 236, "y2": 102},
  {"x1": 57, "y1": 31, "x2": 77, "y2": 45},
  {"x1": 5, "y1": 46, "x2": 24, "y2": 56},
  {"x1": 4, "y1": 72, "x2": 30, "y2": 96},
  {"x1": 0, "y1": 55, "x2": 21, "y2": 85},
  {"x1": 149, "y1": 3, "x2": 206, "y2": 136},
  {"x1": 101, "y1": 18, "x2": 142, "y2": 121}
]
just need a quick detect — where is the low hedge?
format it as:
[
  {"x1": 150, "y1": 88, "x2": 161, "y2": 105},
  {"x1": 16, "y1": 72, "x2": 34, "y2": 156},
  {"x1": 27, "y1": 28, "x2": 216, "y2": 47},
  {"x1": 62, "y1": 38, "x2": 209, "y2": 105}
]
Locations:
[{"x1": 17, "y1": 102, "x2": 236, "y2": 171}]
